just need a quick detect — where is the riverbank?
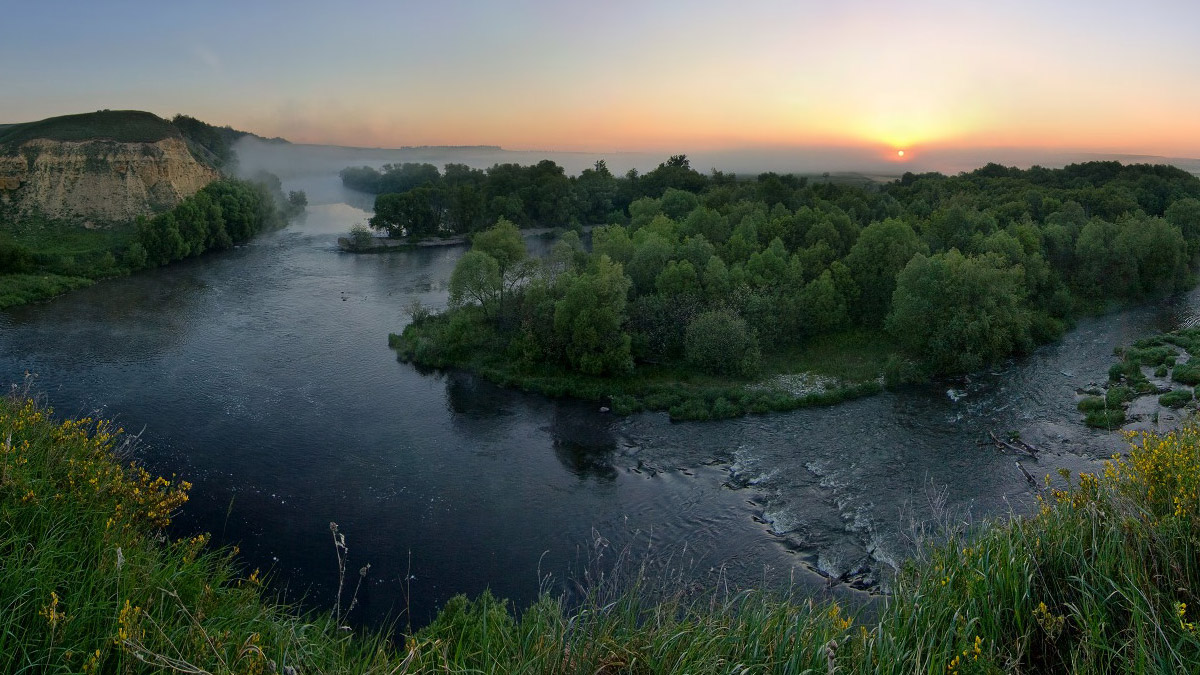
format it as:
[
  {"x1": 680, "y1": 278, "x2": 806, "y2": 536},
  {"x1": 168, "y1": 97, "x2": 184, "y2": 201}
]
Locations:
[
  {"x1": 4, "y1": 394, "x2": 1197, "y2": 672},
  {"x1": 0, "y1": 178, "x2": 299, "y2": 310},
  {"x1": 338, "y1": 226, "x2": 585, "y2": 253},
  {"x1": 391, "y1": 316, "x2": 893, "y2": 420}
]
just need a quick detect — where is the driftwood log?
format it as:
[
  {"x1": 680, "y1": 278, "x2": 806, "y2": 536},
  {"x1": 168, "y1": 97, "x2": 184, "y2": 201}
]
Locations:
[
  {"x1": 988, "y1": 430, "x2": 1038, "y2": 459},
  {"x1": 1015, "y1": 460, "x2": 1039, "y2": 488}
]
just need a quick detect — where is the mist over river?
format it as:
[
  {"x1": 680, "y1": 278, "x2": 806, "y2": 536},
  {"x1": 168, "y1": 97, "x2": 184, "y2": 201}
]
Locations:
[{"x1": 2, "y1": 174, "x2": 1196, "y2": 628}]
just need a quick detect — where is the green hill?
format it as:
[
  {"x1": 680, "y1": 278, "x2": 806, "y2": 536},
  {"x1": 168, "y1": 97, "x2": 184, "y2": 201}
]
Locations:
[{"x1": 0, "y1": 110, "x2": 181, "y2": 149}]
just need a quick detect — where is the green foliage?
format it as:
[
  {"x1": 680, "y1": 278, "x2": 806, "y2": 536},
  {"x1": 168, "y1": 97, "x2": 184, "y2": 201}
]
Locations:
[
  {"x1": 0, "y1": 273, "x2": 94, "y2": 308},
  {"x1": 887, "y1": 250, "x2": 1032, "y2": 375},
  {"x1": 370, "y1": 189, "x2": 440, "y2": 238},
  {"x1": 846, "y1": 218, "x2": 927, "y2": 324},
  {"x1": 1173, "y1": 359, "x2": 1200, "y2": 386},
  {"x1": 448, "y1": 250, "x2": 501, "y2": 314},
  {"x1": 554, "y1": 256, "x2": 634, "y2": 376},
  {"x1": 470, "y1": 217, "x2": 527, "y2": 273},
  {"x1": 347, "y1": 223, "x2": 375, "y2": 251},
  {"x1": 1158, "y1": 388, "x2": 1193, "y2": 408},
  {"x1": 391, "y1": 158, "x2": 1200, "y2": 417},
  {"x1": 171, "y1": 114, "x2": 262, "y2": 171},
  {"x1": 654, "y1": 259, "x2": 700, "y2": 297},
  {"x1": 883, "y1": 354, "x2": 925, "y2": 389},
  {"x1": 0, "y1": 239, "x2": 34, "y2": 274},
  {"x1": 1084, "y1": 408, "x2": 1127, "y2": 429},
  {"x1": 591, "y1": 224, "x2": 635, "y2": 264},
  {"x1": 133, "y1": 178, "x2": 284, "y2": 267},
  {"x1": 684, "y1": 310, "x2": 761, "y2": 378}
]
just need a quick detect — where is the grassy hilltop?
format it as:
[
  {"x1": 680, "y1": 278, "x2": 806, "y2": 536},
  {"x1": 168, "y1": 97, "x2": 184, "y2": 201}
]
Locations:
[
  {"x1": 3, "y1": 392, "x2": 1199, "y2": 673},
  {"x1": 0, "y1": 110, "x2": 182, "y2": 149}
]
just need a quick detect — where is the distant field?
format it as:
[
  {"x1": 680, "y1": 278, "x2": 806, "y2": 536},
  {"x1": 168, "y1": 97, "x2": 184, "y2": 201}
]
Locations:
[
  {"x1": 0, "y1": 110, "x2": 179, "y2": 148},
  {"x1": 796, "y1": 171, "x2": 900, "y2": 186}
]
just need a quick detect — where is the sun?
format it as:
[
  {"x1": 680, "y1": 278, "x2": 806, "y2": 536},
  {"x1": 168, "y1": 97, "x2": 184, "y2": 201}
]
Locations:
[{"x1": 897, "y1": 150, "x2": 905, "y2": 157}]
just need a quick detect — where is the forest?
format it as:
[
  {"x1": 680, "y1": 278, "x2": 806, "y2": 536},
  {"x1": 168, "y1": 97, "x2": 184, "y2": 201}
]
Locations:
[{"x1": 365, "y1": 157, "x2": 1200, "y2": 417}]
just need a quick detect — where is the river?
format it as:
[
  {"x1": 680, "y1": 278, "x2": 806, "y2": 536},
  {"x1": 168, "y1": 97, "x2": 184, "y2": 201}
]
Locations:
[{"x1": 2, "y1": 180, "x2": 1194, "y2": 628}]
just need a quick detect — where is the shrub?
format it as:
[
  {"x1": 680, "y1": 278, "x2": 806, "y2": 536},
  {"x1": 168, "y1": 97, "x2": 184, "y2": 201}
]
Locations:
[
  {"x1": 684, "y1": 310, "x2": 761, "y2": 378},
  {"x1": 1172, "y1": 359, "x2": 1200, "y2": 386},
  {"x1": 348, "y1": 223, "x2": 375, "y2": 250},
  {"x1": 1159, "y1": 388, "x2": 1193, "y2": 408},
  {"x1": 1084, "y1": 408, "x2": 1126, "y2": 429}
]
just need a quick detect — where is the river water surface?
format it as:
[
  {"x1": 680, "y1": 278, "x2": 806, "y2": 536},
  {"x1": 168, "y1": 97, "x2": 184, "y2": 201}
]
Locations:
[{"x1": 2, "y1": 181, "x2": 1195, "y2": 627}]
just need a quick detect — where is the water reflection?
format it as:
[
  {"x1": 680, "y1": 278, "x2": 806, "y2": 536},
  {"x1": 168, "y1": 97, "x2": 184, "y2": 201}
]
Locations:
[
  {"x1": 550, "y1": 407, "x2": 619, "y2": 481},
  {"x1": 445, "y1": 371, "x2": 512, "y2": 418}
]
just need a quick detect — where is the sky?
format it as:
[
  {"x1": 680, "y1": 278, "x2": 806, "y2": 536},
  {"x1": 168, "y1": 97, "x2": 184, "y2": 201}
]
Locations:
[{"x1": 4, "y1": 0, "x2": 1200, "y2": 162}]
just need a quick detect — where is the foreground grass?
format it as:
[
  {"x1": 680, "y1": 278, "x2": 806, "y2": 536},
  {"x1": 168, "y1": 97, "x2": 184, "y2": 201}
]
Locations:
[
  {"x1": 391, "y1": 314, "x2": 889, "y2": 421},
  {"x1": 0, "y1": 396, "x2": 399, "y2": 673},
  {"x1": 4, "y1": 393, "x2": 1199, "y2": 672}
]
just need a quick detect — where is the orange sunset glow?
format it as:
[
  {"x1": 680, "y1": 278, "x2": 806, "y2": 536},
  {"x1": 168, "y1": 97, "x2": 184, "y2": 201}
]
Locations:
[{"x1": 5, "y1": 2, "x2": 1200, "y2": 163}]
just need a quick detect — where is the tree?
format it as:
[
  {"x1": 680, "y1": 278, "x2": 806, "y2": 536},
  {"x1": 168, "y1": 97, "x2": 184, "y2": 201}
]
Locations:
[
  {"x1": 626, "y1": 233, "x2": 674, "y2": 294},
  {"x1": 886, "y1": 250, "x2": 1032, "y2": 375},
  {"x1": 554, "y1": 256, "x2": 634, "y2": 375},
  {"x1": 655, "y1": 260, "x2": 700, "y2": 297},
  {"x1": 845, "y1": 218, "x2": 926, "y2": 325},
  {"x1": 1074, "y1": 218, "x2": 1134, "y2": 298},
  {"x1": 1165, "y1": 197, "x2": 1200, "y2": 261},
  {"x1": 0, "y1": 240, "x2": 33, "y2": 274},
  {"x1": 592, "y1": 225, "x2": 635, "y2": 264},
  {"x1": 468, "y1": 218, "x2": 533, "y2": 314},
  {"x1": 684, "y1": 310, "x2": 760, "y2": 377},
  {"x1": 798, "y1": 270, "x2": 848, "y2": 336},
  {"x1": 448, "y1": 250, "x2": 501, "y2": 318},
  {"x1": 1114, "y1": 215, "x2": 1187, "y2": 297},
  {"x1": 683, "y1": 207, "x2": 730, "y2": 243},
  {"x1": 573, "y1": 160, "x2": 618, "y2": 224}
]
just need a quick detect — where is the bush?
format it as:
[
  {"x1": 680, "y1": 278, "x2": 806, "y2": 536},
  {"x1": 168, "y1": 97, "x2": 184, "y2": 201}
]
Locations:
[
  {"x1": 1124, "y1": 345, "x2": 1177, "y2": 367},
  {"x1": 883, "y1": 354, "x2": 924, "y2": 389},
  {"x1": 1085, "y1": 408, "x2": 1126, "y2": 429},
  {"x1": 684, "y1": 310, "x2": 761, "y2": 378},
  {"x1": 1106, "y1": 385, "x2": 1135, "y2": 406},
  {"x1": 349, "y1": 223, "x2": 375, "y2": 250},
  {"x1": 1172, "y1": 359, "x2": 1200, "y2": 386},
  {"x1": 1159, "y1": 388, "x2": 1193, "y2": 408}
]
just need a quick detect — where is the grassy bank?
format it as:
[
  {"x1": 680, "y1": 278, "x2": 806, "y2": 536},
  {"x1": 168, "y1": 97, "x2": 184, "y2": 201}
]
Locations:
[
  {"x1": 390, "y1": 314, "x2": 889, "y2": 420},
  {"x1": 0, "y1": 218, "x2": 130, "y2": 307},
  {"x1": 4, "y1": 394, "x2": 1198, "y2": 672},
  {"x1": 0, "y1": 395, "x2": 401, "y2": 673}
]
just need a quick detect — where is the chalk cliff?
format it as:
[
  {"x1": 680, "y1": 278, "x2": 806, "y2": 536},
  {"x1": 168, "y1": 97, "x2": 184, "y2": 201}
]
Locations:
[{"x1": 0, "y1": 135, "x2": 219, "y2": 223}]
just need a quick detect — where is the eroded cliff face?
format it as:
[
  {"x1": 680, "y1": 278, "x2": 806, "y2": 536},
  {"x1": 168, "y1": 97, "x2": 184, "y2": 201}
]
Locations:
[{"x1": 0, "y1": 137, "x2": 219, "y2": 222}]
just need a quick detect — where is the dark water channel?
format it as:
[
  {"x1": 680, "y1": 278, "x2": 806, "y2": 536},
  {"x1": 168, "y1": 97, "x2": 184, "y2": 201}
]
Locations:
[{"x1": 2, "y1": 187, "x2": 1196, "y2": 629}]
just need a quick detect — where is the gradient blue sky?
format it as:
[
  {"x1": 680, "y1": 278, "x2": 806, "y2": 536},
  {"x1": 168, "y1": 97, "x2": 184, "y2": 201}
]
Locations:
[{"x1": 4, "y1": 0, "x2": 1200, "y2": 157}]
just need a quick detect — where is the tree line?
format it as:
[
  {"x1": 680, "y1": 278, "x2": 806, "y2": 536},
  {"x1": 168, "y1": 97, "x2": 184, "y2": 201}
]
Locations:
[
  {"x1": 341, "y1": 155, "x2": 739, "y2": 238},
  {"x1": 126, "y1": 177, "x2": 303, "y2": 270},
  {"x1": 396, "y1": 159, "x2": 1200, "y2": 379}
]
